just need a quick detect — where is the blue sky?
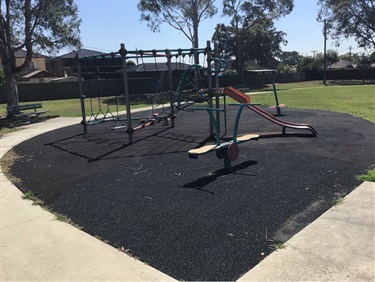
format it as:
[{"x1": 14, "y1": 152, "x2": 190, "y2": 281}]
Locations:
[{"x1": 73, "y1": 0, "x2": 364, "y2": 57}]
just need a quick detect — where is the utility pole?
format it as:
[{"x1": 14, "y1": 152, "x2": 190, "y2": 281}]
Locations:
[
  {"x1": 349, "y1": 46, "x2": 352, "y2": 58},
  {"x1": 323, "y1": 19, "x2": 327, "y2": 85},
  {"x1": 135, "y1": 47, "x2": 139, "y2": 65},
  {"x1": 311, "y1": 50, "x2": 317, "y2": 58}
]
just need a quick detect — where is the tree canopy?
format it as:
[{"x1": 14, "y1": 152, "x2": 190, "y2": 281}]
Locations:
[
  {"x1": 316, "y1": 49, "x2": 339, "y2": 68},
  {"x1": 0, "y1": 0, "x2": 81, "y2": 108},
  {"x1": 278, "y1": 51, "x2": 300, "y2": 65},
  {"x1": 213, "y1": 0, "x2": 293, "y2": 78},
  {"x1": 138, "y1": 0, "x2": 217, "y2": 52},
  {"x1": 317, "y1": 0, "x2": 375, "y2": 49}
]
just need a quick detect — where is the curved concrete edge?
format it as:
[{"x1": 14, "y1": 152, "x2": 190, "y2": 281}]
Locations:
[
  {"x1": 1, "y1": 117, "x2": 176, "y2": 281},
  {"x1": 238, "y1": 181, "x2": 375, "y2": 281}
]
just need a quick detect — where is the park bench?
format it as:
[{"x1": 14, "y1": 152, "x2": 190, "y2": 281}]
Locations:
[{"x1": 6, "y1": 103, "x2": 49, "y2": 121}]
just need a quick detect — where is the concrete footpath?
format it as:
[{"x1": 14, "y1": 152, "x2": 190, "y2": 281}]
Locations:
[{"x1": 1, "y1": 117, "x2": 374, "y2": 281}]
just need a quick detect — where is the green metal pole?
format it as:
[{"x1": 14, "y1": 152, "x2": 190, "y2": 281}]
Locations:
[
  {"x1": 76, "y1": 52, "x2": 87, "y2": 134},
  {"x1": 206, "y1": 41, "x2": 214, "y2": 137},
  {"x1": 120, "y1": 43, "x2": 133, "y2": 144},
  {"x1": 214, "y1": 42, "x2": 221, "y2": 134},
  {"x1": 166, "y1": 50, "x2": 175, "y2": 128}
]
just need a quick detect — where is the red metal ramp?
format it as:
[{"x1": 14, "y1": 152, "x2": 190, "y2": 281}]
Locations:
[{"x1": 223, "y1": 86, "x2": 318, "y2": 136}]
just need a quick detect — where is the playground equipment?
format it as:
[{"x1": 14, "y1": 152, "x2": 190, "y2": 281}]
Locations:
[
  {"x1": 269, "y1": 82, "x2": 286, "y2": 116},
  {"x1": 174, "y1": 58, "x2": 228, "y2": 110},
  {"x1": 188, "y1": 105, "x2": 260, "y2": 169},
  {"x1": 223, "y1": 86, "x2": 318, "y2": 136},
  {"x1": 188, "y1": 86, "x2": 317, "y2": 169},
  {"x1": 76, "y1": 41, "x2": 227, "y2": 143}
]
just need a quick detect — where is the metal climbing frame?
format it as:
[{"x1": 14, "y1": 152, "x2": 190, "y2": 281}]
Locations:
[{"x1": 77, "y1": 41, "x2": 228, "y2": 144}]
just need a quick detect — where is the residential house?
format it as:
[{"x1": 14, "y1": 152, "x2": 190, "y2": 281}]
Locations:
[
  {"x1": 329, "y1": 59, "x2": 356, "y2": 69},
  {"x1": 0, "y1": 50, "x2": 49, "y2": 80},
  {"x1": 243, "y1": 59, "x2": 276, "y2": 74},
  {"x1": 46, "y1": 48, "x2": 193, "y2": 78},
  {"x1": 15, "y1": 50, "x2": 54, "y2": 83},
  {"x1": 46, "y1": 48, "x2": 110, "y2": 77},
  {"x1": 15, "y1": 49, "x2": 48, "y2": 71}
]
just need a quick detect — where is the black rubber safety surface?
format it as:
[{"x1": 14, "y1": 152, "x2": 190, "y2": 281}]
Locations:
[{"x1": 9, "y1": 107, "x2": 374, "y2": 281}]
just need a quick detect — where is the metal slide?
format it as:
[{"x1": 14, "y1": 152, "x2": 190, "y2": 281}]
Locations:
[{"x1": 223, "y1": 87, "x2": 318, "y2": 136}]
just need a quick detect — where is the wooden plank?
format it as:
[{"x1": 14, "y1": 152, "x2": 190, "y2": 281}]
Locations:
[
  {"x1": 188, "y1": 144, "x2": 217, "y2": 155},
  {"x1": 236, "y1": 134, "x2": 259, "y2": 142}
]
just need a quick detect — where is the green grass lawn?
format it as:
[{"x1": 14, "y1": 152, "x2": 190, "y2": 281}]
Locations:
[
  {"x1": 1, "y1": 80, "x2": 374, "y2": 132},
  {"x1": 245, "y1": 84, "x2": 375, "y2": 123}
]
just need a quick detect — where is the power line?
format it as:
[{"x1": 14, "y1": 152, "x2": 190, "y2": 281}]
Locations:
[{"x1": 288, "y1": 25, "x2": 323, "y2": 41}]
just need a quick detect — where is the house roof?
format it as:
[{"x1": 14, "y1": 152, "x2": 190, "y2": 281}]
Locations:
[
  {"x1": 131, "y1": 62, "x2": 191, "y2": 72},
  {"x1": 22, "y1": 69, "x2": 47, "y2": 78},
  {"x1": 243, "y1": 59, "x2": 266, "y2": 70},
  {"x1": 18, "y1": 69, "x2": 52, "y2": 78},
  {"x1": 330, "y1": 59, "x2": 356, "y2": 69},
  {"x1": 15, "y1": 49, "x2": 48, "y2": 58},
  {"x1": 57, "y1": 48, "x2": 106, "y2": 59}
]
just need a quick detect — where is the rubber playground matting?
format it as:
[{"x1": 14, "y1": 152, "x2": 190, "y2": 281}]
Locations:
[{"x1": 9, "y1": 106, "x2": 375, "y2": 281}]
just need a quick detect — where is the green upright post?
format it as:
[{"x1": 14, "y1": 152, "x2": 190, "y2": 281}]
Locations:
[
  {"x1": 76, "y1": 52, "x2": 87, "y2": 134},
  {"x1": 272, "y1": 82, "x2": 282, "y2": 116},
  {"x1": 213, "y1": 42, "x2": 221, "y2": 134},
  {"x1": 120, "y1": 43, "x2": 133, "y2": 144},
  {"x1": 206, "y1": 41, "x2": 214, "y2": 137},
  {"x1": 166, "y1": 50, "x2": 175, "y2": 128}
]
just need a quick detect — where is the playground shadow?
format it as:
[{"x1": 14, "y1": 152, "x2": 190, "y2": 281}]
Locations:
[
  {"x1": 46, "y1": 125, "x2": 204, "y2": 162},
  {"x1": 181, "y1": 160, "x2": 258, "y2": 193}
]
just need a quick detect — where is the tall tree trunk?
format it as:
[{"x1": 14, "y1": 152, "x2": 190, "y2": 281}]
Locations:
[
  {"x1": 4, "y1": 65, "x2": 19, "y2": 117},
  {"x1": 192, "y1": 0, "x2": 199, "y2": 64},
  {"x1": 235, "y1": 23, "x2": 244, "y2": 82},
  {"x1": 236, "y1": 38, "x2": 244, "y2": 82},
  {"x1": 0, "y1": 45, "x2": 20, "y2": 114}
]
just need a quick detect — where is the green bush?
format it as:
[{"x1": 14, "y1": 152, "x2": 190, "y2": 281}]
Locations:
[
  {"x1": 276, "y1": 63, "x2": 294, "y2": 74},
  {"x1": 297, "y1": 57, "x2": 323, "y2": 80},
  {"x1": 223, "y1": 69, "x2": 237, "y2": 75},
  {"x1": 0, "y1": 69, "x2": 4, "y2": 86}
]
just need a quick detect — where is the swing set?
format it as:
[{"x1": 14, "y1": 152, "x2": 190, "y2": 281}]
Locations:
[{"x1": 76, "y1": 41, "x2": 228, "y2": 143}]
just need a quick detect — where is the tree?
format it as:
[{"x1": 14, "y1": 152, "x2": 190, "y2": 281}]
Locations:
[
  {"x1": 354, "y1": 53, "x2": 372, "y2": 69},
  {"x1": 276, "y1": 63, "x2": 294, "y2": 73},
  {"x1": 339, "y1": 53, "x2": 353, "y2": 61},
  {"x1": 369, "y1": 51, "x2": 375, "y2": 62},
  {"x1": 352, "y1": 52, "x2": 373, "y2": 83},
  {"x1": 0, "y1": 68, "x2": 4, "y2": 85},
  {"x1": 279, "y1": 51, "x2": 300, "y2": 65},
  {"x1": 326, "y1": 49, "x2": 339, "y2": 68},
  {"x1": 214, "y1": 0, "x2": 293, "y2": 79},
  {"x1": 126, "y1": 60, "x2": 136, "y2": 66},
  {"x1": 315, "y1": 49, "x2": 339, "y2": 68},
  {"x1": 0, "y1": 0, "x2": 81, "y2": 112},
  {"x1": 296, "y1": 56, "x2": 323, "y2": 80},
  {"x1": 317, "y1": 0, "x2": 375, "y2": 49},
  {"x1": 138, "y1": 0, "x2": 217, "y2": 63}
]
